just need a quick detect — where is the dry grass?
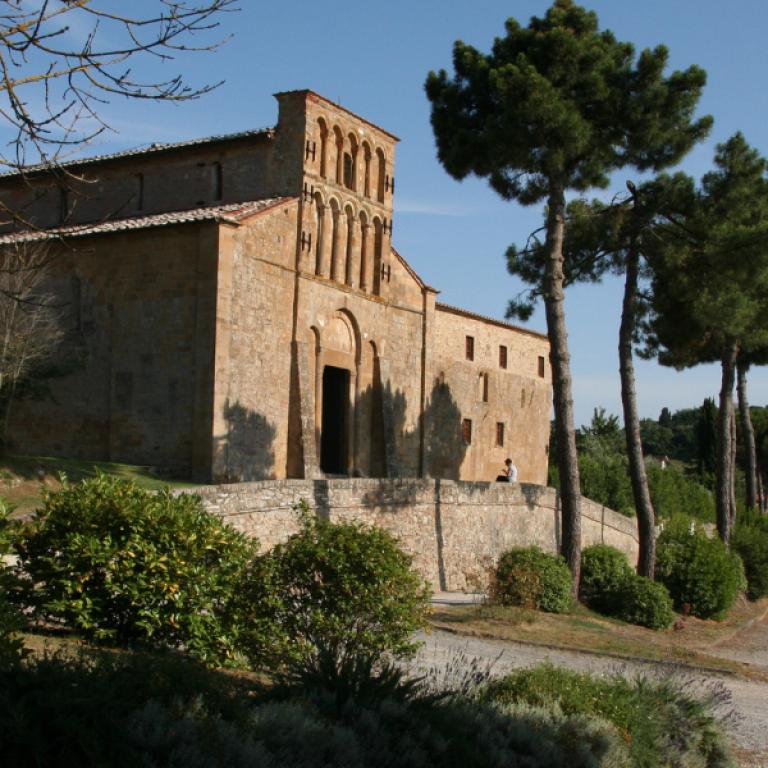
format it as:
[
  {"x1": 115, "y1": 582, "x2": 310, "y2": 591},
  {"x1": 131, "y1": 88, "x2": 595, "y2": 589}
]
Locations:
[{"x1": 429, "y1": 596, "x2": 768, "y2": 682}]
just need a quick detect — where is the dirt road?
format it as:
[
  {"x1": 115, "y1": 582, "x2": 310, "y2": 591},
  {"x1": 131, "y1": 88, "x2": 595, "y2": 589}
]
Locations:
[{"x1": 411, "y1": 622, "x2": 768, "y2": 766}]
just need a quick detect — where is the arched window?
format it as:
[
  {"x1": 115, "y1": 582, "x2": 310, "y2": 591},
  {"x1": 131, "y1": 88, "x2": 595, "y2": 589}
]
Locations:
[
  {"x1": 372, "y1": 217, "x2": 383, "y2": 295},
  {"x1": 329, "y1": 198, "x2": 341, "y2": 280},
  {"x1": 344, "y1": 204, "x2": 355, "y2": 285},
  {"x1": 362, "y1": 142, "x2": 372, "y2": 197},
  {"x1": 318, "y1": 118, "x2": 329, "y2": 178},
  {"x1": 314, "y1": 194, "x2": 325, "y2": 275},
  {"x1": 344, "y1": 134, "x2": 358, "y2": 191},
  {"x1": 376, "y1": 148, "x2": 386, "y2": 203},
  {"x1": 333, "y1": 126, "x2": 344, "y2": 184},
  {"x1": 359, "y1": 210, "x2": 369, "y2": 291}
]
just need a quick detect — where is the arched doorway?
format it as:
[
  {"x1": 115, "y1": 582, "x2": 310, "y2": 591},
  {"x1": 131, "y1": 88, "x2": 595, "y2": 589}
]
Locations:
[
  {"x1": 315, "y1": 312, "x2": 360, "y2": 476},
  {"x1": 320, "y1": 365, "x2": 349, "y2": 473}
]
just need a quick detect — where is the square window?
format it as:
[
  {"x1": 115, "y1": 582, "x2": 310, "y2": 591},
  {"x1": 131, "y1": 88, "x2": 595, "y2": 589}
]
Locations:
[
  {"x1": 499, "y1": 345, "x2": 507, "y2": 369},
  {"x1": 496, "y1": 422, "x2": 504, "y2": 447},
  {"x1": 465, "y1": 336, "x2": 474, "y2": 361},
  {"x1": 538, "y1": 355, "x2": 546, "y2": 378},
  {"x1": 462, "y1": 418, "x2": 472, "y2": 445}
]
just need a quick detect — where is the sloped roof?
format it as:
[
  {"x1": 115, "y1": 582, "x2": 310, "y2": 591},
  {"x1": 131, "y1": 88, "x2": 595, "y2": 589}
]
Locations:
[
  {"x1": 436, "y1": 302, "x2": 548, "y2": 341},
  {"x1": 390, "y1": 247, "x2": 437, "y2": 292},
  {"x1": 0, "y1": 128, "x2": 272, "y2": 179},
  {"x1": 0, "y1": 197, "x2": 294, "y2": 244}
]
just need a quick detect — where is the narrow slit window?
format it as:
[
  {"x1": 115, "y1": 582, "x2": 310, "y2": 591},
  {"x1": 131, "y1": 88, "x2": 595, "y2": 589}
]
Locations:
[
  {"x1": 135, "y1": 173, "x2": 144, "y2": 210},
  {"x1": 465, "y1": 335, "x2": 474, "y2": 361},
  {"x1": 538, "y1": 355, "x2": 546, "y2": 378},
  {"x1": 462, "y1": 418, "x2": 472, "y2": 445},
  {"x1": 213, "y1": 162, "x2": 223, "y2": 201},
  {"x1": 496, "y1": 422, "x2": 504, "y2": 447},
  {"x1": 499, "y1": 345, "x2": 507, "y2": 369},
  {"x1": 481, "y1": 372, "x2": 489, "y2": 402}
]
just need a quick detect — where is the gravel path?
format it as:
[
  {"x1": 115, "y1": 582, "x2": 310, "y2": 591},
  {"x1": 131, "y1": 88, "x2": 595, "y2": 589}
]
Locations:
[{"x1": 410, "y1": 628, "x2": 768, "y2": 766}]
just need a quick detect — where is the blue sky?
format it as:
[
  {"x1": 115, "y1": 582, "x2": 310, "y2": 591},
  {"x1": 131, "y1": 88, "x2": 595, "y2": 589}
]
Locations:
[{"x1": 11, "y1": 1, "x2": 768, "y2": 427}]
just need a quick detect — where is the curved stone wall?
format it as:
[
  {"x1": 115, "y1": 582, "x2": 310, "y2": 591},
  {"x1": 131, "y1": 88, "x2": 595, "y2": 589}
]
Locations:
[{"x1": 185, "y1": 479, "x2": 638, "y2": 591}]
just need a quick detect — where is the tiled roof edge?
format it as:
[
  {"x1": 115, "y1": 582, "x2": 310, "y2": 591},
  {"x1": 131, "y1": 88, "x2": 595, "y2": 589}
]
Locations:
[{"x1": 435, "y1": 302, "x2": 548, "y2": 341}]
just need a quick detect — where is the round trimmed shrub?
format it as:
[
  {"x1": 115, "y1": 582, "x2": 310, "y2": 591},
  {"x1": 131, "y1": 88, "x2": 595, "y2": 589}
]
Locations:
[
  {"x1": 580, "y1": 544, "x2": 633, "y2": 614},
  {"x1": 492, "y1": 546, "x2": 573, "y2": 613},
  {"x1": 616, "y1": 576, "x2": 675, "y2": 630},
  {"x1": 655, "y1": 523, "x2": 745, "y2": 619},
  {"x1": 731, "y1": 523, "x2": 768, "y2": 600},
  {"x1": 15, "y1": 475, "x2": 258, "y2": 665},
  {"x1": 239, "y1": 504, "x2": 431, "y2": 675}
]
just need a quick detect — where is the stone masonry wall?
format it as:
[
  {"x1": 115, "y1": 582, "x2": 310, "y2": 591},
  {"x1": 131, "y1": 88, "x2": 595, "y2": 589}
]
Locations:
[{"x1": 186, "y1": 478, "x2": 638, "y2": 591}]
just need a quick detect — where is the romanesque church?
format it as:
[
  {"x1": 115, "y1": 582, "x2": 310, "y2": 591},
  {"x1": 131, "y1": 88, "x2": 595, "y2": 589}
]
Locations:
[{"x1": 0, "y1": 91, "x2": 551, "y2": 484}]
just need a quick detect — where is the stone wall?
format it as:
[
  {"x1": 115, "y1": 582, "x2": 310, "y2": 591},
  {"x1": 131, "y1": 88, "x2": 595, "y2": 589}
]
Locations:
[{"x1": 187, "y1": 478, "x2": 638, "y2": 591}]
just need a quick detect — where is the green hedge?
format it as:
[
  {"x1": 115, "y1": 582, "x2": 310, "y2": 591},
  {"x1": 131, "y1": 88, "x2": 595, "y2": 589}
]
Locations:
[
  {"x1": 732, "y1": 516, "x2": 768, "y2": 600},
  {"x1": 239, "y1": 505, "x2": 430, "y2": 681},
  {"x1": 580, "y1": 544, "x2": 634, "y2": 614},
  {"x1": 15, "y1": 475, "x2": 258, "y2": 665},
  {"x1": 492, "y1": 546, "x2": 573, "y2": 613},
  {"x1": 580, "y1": 544, "x2": 674, "y2": 630},
  {"x1": 655, "y1": 521, "x2": 745, "y2": 619}
]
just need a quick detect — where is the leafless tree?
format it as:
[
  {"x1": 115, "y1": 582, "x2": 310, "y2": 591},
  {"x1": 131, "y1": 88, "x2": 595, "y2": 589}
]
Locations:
[
  {"x1": 0, "y1": 1, "x2": 238, "y2": 225},
  {"x1": 0, "y1": 241, "x2": 63, "y2": 444}
]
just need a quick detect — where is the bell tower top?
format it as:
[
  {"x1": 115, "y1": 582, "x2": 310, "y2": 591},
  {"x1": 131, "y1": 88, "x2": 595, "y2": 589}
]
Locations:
[{"x1": 272, "y1": 90, "x2": 398, "y2": 218}]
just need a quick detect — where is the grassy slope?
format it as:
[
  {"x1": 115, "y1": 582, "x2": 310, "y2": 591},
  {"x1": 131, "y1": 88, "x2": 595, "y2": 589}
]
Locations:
[{"x1": 0, "y1": 454, "x2": 200, "y2": 514}]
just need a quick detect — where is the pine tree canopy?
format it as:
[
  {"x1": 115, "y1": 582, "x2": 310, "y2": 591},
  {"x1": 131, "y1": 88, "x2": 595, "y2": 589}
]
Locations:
[
  {"x1": 425, "y1": 0, "x2": 712, "y2": 204},
  {"x1": 647, "y1": 133, "x2": 768, "y2": 369}
]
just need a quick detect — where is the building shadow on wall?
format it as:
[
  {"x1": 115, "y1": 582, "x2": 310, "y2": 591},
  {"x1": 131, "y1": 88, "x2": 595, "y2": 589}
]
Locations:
[
  {"x1": 357, "y1": 377, "x2": 468, "y2": 506},
  {"x1": 214, "y1": 399, "x2": 276, "y2": 482}
]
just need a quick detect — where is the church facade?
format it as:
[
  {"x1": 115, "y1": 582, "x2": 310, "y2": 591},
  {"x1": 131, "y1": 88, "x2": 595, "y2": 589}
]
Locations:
[{"x1": 0, "y1": 90, "x2": 551, "y2": 484}]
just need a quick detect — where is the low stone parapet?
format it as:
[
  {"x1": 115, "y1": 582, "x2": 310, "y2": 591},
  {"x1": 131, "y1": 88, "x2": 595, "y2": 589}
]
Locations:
[{"x1": 179, "y1": 479, "x2": 638, "y2": 591}]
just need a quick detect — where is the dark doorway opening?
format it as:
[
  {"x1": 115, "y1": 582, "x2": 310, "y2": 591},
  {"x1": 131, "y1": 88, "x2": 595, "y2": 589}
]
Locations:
[{"x1": 320, "y1": 365, "x2": 349, "y2": 474}]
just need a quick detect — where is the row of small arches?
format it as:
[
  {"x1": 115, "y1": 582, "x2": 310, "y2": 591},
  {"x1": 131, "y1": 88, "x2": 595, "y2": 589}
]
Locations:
[
  {"x1": 312, "y1": 117, "x2": 391, "y2": 202},
  {"x1": 311, "y1": 191, "x2": 388, "y2": 296}
]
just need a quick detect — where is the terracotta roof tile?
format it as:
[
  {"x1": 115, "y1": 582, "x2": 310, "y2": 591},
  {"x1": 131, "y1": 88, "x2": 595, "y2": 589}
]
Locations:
[
  {"x1": 0, "y1": 197, "x2": 294, "y2": 244},
  {"x1": 0, "y1": 128, "x2": 272, "y2": 178}
]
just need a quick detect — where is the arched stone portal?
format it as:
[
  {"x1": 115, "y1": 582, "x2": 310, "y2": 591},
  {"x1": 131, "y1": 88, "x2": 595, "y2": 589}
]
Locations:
[{"x1": 315, "y1": 312, "x2": 359, "y2": 476}]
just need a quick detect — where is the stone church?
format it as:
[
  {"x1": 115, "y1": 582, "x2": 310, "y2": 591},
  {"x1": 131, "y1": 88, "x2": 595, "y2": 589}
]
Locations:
[{"x1": 0, "y1": 90, "x2": 551, "y2": 484}]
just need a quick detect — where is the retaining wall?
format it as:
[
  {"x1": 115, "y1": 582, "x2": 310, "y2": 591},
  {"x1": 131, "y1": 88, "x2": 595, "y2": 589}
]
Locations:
[{"x1": 185, "y1": 479, "x2": 638, "y2": 591}]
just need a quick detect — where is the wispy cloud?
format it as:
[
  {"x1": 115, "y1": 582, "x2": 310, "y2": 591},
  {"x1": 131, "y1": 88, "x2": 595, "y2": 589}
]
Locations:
[{"x1": 394, "y1": 199, "x2": 471, "y2": 217}]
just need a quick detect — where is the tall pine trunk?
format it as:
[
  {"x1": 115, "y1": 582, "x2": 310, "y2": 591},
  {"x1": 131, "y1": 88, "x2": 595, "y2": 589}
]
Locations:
[
  {"x1": 737, "y1": 359, "x2": 758, "y2": 510},
  {"x1": 716, "y1": 341, "x2": 738, "y2": 544},
  {"x1": 619, "y1": 243, "x2": 656, "y2": 578},
  {"x1": 544, "y1": 185, "x2": 581, "y2": 592}
]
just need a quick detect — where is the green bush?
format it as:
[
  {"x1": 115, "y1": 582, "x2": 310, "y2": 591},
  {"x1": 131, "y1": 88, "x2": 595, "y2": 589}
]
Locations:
[
  {"x1": 239, "y1": 504, "x2": 430, "y2": 681},
  {"x1": 732, "y1": 519, "x2": 768, "y2": 600},
  {"x1": 0, "y1": 501, "x2": 25, "y2": 666},
  {"x1": 492, "y1": 546, "x2": 573, "y2": 613},
  {"x1": 580, "y1": 545, "x2": 674, "y2": 630},
  {"x1": 655, "y1": 520, "x2": 746, "y2": 619},
  {"x1": 15, "y1": 475, "x2": 258, "y2": 665},
  {"x1": 579, "y1": 452, "x2": 635, "y2": 517},
  {"x1": 482, "y1": 664, "x2": 737, "y2": 768},
  {"x1": 0, "y1": 651, "x2": 631, "y2": 768},
  {"x1": 616, "y1": 575, "x2": 675, "y2": 630},
  {"x1": 647, "y1": 464, "x2": 716, "y2": 522},
  {"x1": 580, "y1": 544, "x2": 634, "y2": 614}
]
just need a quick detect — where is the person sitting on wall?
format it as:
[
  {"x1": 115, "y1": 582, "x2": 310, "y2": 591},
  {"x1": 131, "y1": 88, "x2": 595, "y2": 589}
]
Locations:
[{"x1": 496, "y1": 458, "x2": 518, "y2": 483}]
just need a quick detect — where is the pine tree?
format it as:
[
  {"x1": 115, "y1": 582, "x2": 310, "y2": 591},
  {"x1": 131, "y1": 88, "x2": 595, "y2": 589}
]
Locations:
[
  {"x1": 646, "y1": 134, "x2": 768, "y2": 543},
  {"x1": 425, "y1": 0, "x2": 710, "y2": 587}
]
